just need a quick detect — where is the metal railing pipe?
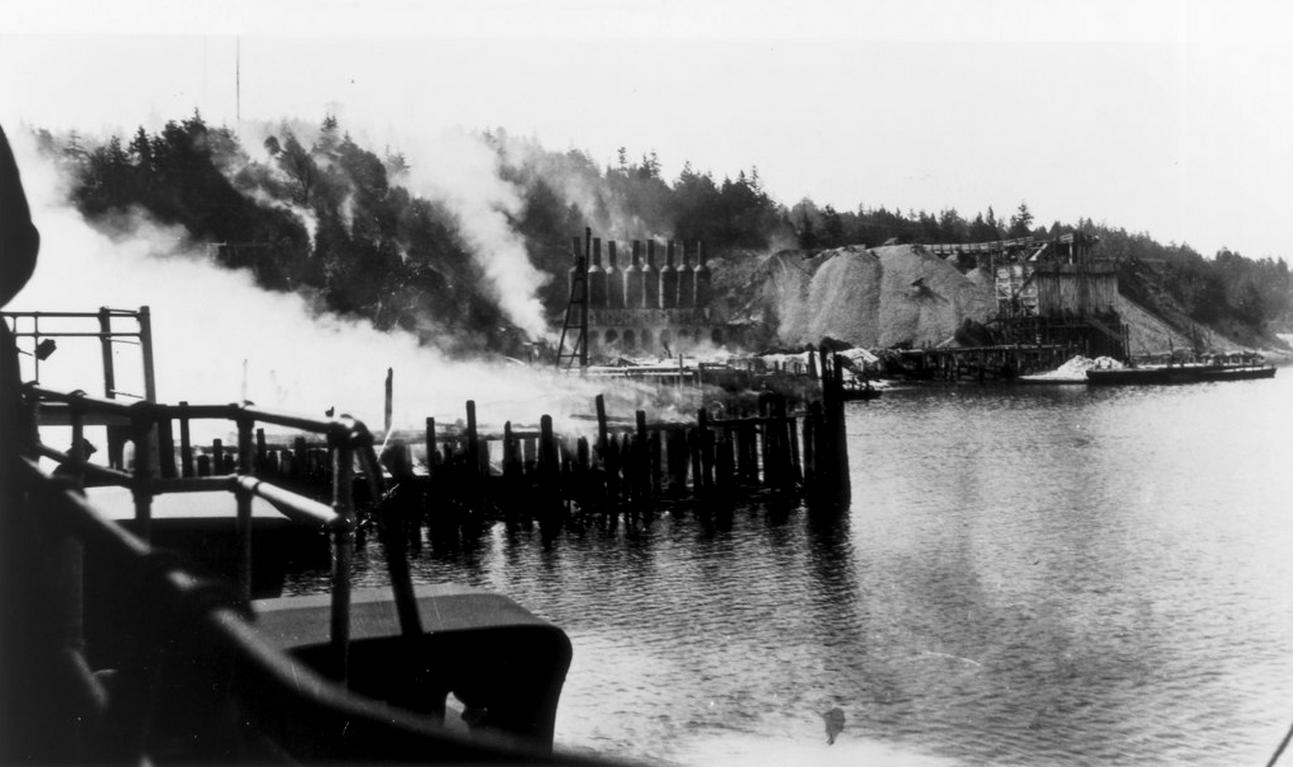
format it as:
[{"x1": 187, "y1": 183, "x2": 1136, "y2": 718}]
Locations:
[
  {"x1": 235, "y1": 416, "x2": 256, "y2": 605},
  {"x1": 36, "y1": 444, "x2": 132, "y2": 485},
  {"x1": 130, "y1": 404, "x2": 156, "y2": 542},
  {"x1": 28, "y1": 385, "x2": 136, "y2": 417},
  {"x1": 232, "y1": 476, "x2": 339, "y2": 529},
  {"x1": 150, "y1": 476, "x2": 232, "y2": 493},
  {"x1": 329, "y1": 444, "x2": 355, "y2": 685}
]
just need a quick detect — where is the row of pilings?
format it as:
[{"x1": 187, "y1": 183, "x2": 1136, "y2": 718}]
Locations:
[{"x1": 169, "y1": 354, "x2": 854, "y2": 537}]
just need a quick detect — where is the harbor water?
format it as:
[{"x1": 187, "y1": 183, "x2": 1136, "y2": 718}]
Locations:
[{"x1": 287, "y1": 372, "x2": 1293, "y2": 766}]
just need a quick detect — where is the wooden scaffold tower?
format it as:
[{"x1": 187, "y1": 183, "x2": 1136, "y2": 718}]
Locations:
[{"x1": 555, "y1": 228, "x2": 591, "y2": 370}]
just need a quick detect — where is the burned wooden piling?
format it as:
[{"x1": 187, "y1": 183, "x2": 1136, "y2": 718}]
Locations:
[{"x1": 232, "y1": 346, "x2": 854, "y2": 535}]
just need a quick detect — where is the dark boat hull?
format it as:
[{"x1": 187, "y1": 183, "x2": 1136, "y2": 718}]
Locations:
[{"x1": 1086, "y1": 365, "x2": 1277, "y2": 385}]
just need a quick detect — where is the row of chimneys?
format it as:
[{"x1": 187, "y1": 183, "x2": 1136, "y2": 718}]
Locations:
[{"x1": 570, "y1": 235, "x2": 712, "y2": 310}]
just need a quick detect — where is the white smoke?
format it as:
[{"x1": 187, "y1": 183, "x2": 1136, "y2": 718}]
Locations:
[
  {"x1": 391, "y1": 127, "x2": 551, "y2": 340},
  {"x1": 3, "y1": 128, "x2": 631, "y2": 436},
  {"x1": 493, "y1": 133, "x2": 675, "y2": 244}
]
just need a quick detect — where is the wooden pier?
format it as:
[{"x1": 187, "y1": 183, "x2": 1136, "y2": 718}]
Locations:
[{"x1": 170, "y1": 353, "x2": 857, "y2": 531}]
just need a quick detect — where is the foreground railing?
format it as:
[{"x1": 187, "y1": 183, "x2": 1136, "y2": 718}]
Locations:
[
  {"x1": 24, "y1": 383, "x2": 396, "y2": 685},
  {"x1": 4, "y1": 455, "x2": 602, "y2": 764}
]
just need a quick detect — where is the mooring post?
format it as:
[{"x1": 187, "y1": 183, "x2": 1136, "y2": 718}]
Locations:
[
  {"x1": 767, "y1": 396, "x2": 783, "y2": 492},
  {"x1": 601, "y1": 436, "x2": 617, "y2": 511},
  {"x1": 716, "y1": 429, "x2": 735, "y2": 492},
  {"x1": 464, "y1": 400, "x2": 482, "y2": 511},
  {"x1": 503, "y1": 421, "x2": 518, "y2": 518},
  {"x1": 803, "y1": 401, "x2": 818, "y2": 487},
  {"x1": 687, "y1": 429, "x2": 702, "y2": 501},
  {"x1": 649, "y1": 429, "x2": 663, "y2": 498},
  {"x1": 735, "y1": 416, "x2": 748, "y2": 484},
  {"x1": 255, "y1": 427, "x2": 267, "y2": 474},
  {"x1": 595, "y1": 394, "x2": 609, "y2": 457},
  {"x1": 384, "y1": 367, "x2": 394, "y2": 435},
  {"x1": 465, "y1": 400, "x2": 479, "y2": 470},
  {"x1": 576, "y1": 435, "x2": 591, "y2": 514},
  {"x1": 503, "y1": 421, "x2": 518, "y2": 478},
  {"x1": 560, "y1": 438, "x2": 575, "y2": 514},
  {"x1": 523, "y1": 435, "x2": 537, "y2": 475},
  {"x1": 212, "y1": 438, "x2": 224, "y2": 475},
  {"x1": 620, "y1": 433, "x2": 634, "y2": 506},
  {"x1": 698, "y1": 408, "x2": 715, "y2": 491},
  {"x1": 788, "y1": 413, "x2": 802, "y2": 485},
  {"x1": 620, "y1": 434, "x2": 635, "y2": 510},
  {"x1": 635, "y1": 410, "x2": 649, "y2": 504},
  {"x1": 425, "y1": 417, "x2": 438, "y2": 471},
  {"x1": 820, "y1": 353, "x2": 852, "y2": 509},
  {"x1": 539, "y1": 414, "x2": 560, "y2": 522},
  {"x1": 667, "y1": 428, "x2": 687, "y2": 498},
  {"x1": 758, "y1": 395, "x2": 772, "y2": 487}
]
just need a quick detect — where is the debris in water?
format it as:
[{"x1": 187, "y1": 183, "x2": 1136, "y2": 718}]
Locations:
[{"x1": 822, "y1": 707, "x2": 845, "y2": 744}]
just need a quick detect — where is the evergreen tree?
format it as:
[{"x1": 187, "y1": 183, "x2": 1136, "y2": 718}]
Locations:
[{"x1": 1008, "y1": 202, "x2": 1034, "y2": 238}]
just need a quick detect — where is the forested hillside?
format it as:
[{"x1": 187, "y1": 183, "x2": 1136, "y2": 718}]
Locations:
[{"x1": 33, "y1": 112, "x2": 1292, "y2": 354}]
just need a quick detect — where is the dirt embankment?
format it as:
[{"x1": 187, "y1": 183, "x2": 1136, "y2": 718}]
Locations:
[
  {"x1": 713, "y1": 244, "x2": 1288, "y2": 357},
  {"x1": 732, "y1": 244, "x2": 994, "y2": 348}
]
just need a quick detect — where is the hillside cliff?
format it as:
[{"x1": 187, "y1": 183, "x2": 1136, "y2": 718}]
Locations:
[{"x1": 714, "y1": 244, "x2": 1290, "y2": 356}]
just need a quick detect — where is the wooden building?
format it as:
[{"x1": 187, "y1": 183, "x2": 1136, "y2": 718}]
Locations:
[{"x1": 929, "y1": 232, "x2": 1128, "y2": 359}]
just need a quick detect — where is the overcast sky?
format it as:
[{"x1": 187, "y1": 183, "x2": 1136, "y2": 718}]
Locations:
[{"x1": 4, "y1": 0, "x2": 1292, "y2": 260}]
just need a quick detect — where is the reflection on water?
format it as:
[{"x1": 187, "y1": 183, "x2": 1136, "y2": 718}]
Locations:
[{"x1": 283, "y1": 374, "x2": 1293, "y2": 766}]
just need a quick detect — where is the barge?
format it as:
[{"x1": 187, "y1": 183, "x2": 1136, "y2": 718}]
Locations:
[{"x1": 1086, "y1": 361, "x2": 1277, "y2": 385}]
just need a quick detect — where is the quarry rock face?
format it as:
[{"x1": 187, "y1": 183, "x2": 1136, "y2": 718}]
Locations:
[{"x1": 757, "y1": 244, "x2": 996, "y2": 348}]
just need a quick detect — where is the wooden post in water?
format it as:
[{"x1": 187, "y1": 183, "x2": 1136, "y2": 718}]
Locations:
[
  {"x1": 595, "y1": 394, "x2": 609, "y2": 456},
  {"x1": 667, "y1": 428, "x2": 689, "y2": 499},
  {"x1": 575, "y1": 436, "x2": 591, "y2": 515},
  {"x1": 698, "y1": 409, "x2": 714, "y2": 494},
  {"x1": 465, "y1": 400, "x2": 481, "y2": 510},
  {"x1": 758, "y1": 395, "x2": 772, "y2": 487},
  {"x1": 503, "y1": 421, "x2": 519, "y2": 518},
  {"x1": 539, "y1": 415, "x2": 561, "y2": 524},
  {"x1": 687, "y1": 429, "x2": 702, "y2": 501},
  {"x1": 809, "y1": 352, "x2": 852, "y2": 510},
  {"x1": 523, "y1": 436, "x2": 537, "y2": 475},
  {"x1": 716, "y1": 428, "x2": 735, "y2": 494},
  {"x1": 803, "y1": 402, "x2": 818, "y2": 488},
  {"x1": 787, "y1": 412, "x2": 802, "y2": 485},
  {"x1": 384, "y1": 367, "x2": 394, "y2": 435},
  {"x1": 425, "y1": 417, "x2": 438, "y2": 471},
  {"x1": 649, "y1": 429, "x2": 663, "y2": 498},
  {"x1": 635, "y1": 410, "x2": 649, "y2": 508}
]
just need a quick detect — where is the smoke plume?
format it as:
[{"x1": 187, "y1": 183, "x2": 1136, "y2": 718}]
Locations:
[
  {"x1": 4, "y1": 128, "x2": 640, "y2": 436},
  {"x1": 394, "y1": 127, "x2": 552, "y2": 340}
]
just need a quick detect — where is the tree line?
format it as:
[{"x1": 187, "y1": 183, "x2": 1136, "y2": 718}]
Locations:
[{"x1": 34, "y1": 112, "x2": 1292, "y2": 353}]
